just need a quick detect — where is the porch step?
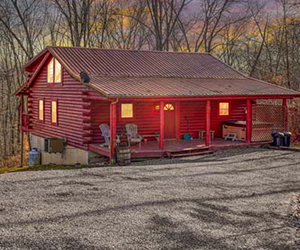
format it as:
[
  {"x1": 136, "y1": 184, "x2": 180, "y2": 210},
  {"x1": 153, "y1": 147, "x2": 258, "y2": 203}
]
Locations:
[
  {"x1": 167, "y1": 150, "x2": 213, "y2": 158},
  {"x1": 166, "y1": 146, "x2": 212, "y2": 158}
]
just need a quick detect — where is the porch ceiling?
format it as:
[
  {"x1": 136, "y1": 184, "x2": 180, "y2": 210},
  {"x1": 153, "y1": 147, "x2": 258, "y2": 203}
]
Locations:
[{"x1": 88, "y1": 76, "x2": 300, "y2": 98}]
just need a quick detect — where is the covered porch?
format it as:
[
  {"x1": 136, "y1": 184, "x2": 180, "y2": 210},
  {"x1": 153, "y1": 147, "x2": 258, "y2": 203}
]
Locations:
[
  {"x1": 89, "y1": 138, "x2": 269, "y2": 159},
  {"x1": 87, "y1": 96, "x2": 291, "y2": 163}
]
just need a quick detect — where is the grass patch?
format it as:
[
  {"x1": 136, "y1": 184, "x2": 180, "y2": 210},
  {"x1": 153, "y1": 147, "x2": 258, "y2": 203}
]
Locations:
[{"x1": 0, "y1": 164, "x2": 101, "y2": 175}]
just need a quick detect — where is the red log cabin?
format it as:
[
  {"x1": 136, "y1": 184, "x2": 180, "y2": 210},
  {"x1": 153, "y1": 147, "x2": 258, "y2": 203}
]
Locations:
[{"x1": 16, "y1": 46, "x2": 300, "y2": 165}]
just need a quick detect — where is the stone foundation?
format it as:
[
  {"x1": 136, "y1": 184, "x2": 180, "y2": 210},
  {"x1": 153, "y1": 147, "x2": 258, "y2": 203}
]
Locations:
[{"x1": 30, "y1": 134, "x2": 105, "y2": 165}]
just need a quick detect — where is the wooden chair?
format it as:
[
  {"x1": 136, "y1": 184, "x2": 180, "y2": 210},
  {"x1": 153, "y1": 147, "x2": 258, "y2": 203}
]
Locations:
[
  {"x1": 125, "y1": 123, "x2": 142, "y2": 147},
  {"x1": 99, "y1": 124, "x2": 121, "y2": 147},
  {"x1": 99, "y1": 124, "x2": 110, "y2": 147}
]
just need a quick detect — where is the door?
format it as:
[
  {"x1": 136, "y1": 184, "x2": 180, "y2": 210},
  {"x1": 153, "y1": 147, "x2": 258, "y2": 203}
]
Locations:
[{"x1": 164, "y1": 103, "x2": 176, "y2": 139}]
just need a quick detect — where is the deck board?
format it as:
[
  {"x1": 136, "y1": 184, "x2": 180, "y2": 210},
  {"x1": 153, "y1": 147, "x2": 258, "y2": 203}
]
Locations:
[{"x1": 89, "y1": 139, "x2": 270, "y2": 159}]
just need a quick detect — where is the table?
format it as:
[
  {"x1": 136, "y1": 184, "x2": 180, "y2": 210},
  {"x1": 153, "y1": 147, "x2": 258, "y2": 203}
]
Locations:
[
  {"x1": 198, "y1": 130, "x2": 215, "y2": 141},
  {"x1": 141, "y1": 134, "x2": 160, "y2": 142}
]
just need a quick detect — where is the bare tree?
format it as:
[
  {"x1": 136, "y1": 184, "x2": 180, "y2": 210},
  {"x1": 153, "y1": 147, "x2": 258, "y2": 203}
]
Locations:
[
  {"x1": 141, "y1": 0, "x2": 192, "y2": 51},
  {"x1": 52, "y1": 0, "x2": 95, "y2": 47}
]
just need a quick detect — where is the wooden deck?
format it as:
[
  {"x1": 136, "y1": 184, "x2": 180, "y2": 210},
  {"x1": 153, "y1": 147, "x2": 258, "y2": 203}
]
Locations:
[{"x1": 89, "y1": 139, "x2": 269, "y2": 159}]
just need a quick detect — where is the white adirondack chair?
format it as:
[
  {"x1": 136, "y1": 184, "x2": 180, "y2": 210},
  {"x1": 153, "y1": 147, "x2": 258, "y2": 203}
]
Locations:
[
  {"x1": 125, "y1": 123, "x2": 142, "y2": 147},
  {"x1": 99, "y1": 124, "x2": 110, "y2": 147}
]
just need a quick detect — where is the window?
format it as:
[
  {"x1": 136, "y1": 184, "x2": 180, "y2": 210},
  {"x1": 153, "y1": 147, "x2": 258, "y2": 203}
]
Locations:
[
  {"x1": 39, "y1": 100, "x2": 44, "y2": 121},
  {"x1": 47, "y1": 58, "x2": 62, "y2": 83},
  {"x1": 121, "y1": 103, "x2": 133, "y2": 118},
  {"x1": 47, "y1": 59, "x2": 54, "y2": 83},
  {"x1": 54, "y1": 59, "x2": 62, "y2": 82},
  {"x1": 51, "y1": 101, "x2": 57, "y2": 124},
  {"x1": 164, "y1": 104, "x2": 174, "y2": 111},
  {"x1": 219, "y1": 102, "x2": 230, "y2": 116}
]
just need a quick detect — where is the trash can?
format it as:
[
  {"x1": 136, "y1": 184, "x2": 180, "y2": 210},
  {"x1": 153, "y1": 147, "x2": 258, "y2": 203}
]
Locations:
[
  {"x1": 283, "y1": 132, "x2": 292, "y2": 147},
  {"x1": 29, "y1": 148, "x2": 41, "y2": 167},
  {"x1": 272, "y1": 132, "x2": 284, "y2": 147}
]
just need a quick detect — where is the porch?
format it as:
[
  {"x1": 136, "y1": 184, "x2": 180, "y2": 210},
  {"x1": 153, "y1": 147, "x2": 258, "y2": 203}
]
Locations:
[
  {"x1": 88, "y1": 97, "x2": 289, "y2": 163},
  {"x1": 89, "y1": 139, "x2": 269, "y2": 159}
]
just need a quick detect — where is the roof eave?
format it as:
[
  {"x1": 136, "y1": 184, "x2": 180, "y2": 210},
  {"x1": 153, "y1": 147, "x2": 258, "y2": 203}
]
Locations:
[{"x1": 103, "y1": 93, "x2": 300, "y2": 100}]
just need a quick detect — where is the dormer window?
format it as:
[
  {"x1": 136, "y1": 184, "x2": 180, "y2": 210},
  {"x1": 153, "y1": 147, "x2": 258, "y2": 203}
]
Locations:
[{"x1": 47, "y1": 58, "x2": 62, "y2": 83}]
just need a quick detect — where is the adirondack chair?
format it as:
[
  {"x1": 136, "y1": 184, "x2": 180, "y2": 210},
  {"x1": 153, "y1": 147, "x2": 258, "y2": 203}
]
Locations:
[
  {"x1": 125, "y1": 123, "x2": 142, "y2": 147},
  {"x1": 99, "y1": 124, "x2": 110, "y2": 147}
]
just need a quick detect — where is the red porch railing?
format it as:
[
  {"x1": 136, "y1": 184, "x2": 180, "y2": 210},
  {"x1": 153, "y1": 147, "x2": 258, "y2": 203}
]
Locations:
[{"x1": 252, "y1": 105, "x2": 286, "y2": 142}]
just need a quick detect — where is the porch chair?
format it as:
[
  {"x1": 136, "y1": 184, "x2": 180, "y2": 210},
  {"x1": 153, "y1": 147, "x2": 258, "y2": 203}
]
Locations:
[
  {"x1": 99, "y1": 124, "x2": 110, "y2": 147},
  {"x1": 125, "y1": 123, "x2": 142, "y2": 147}
]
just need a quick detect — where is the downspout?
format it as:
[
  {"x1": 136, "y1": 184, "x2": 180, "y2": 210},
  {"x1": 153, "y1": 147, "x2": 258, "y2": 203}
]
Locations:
[{"x1": 111, "y1": 98, "x2": 119, "y2": 106}]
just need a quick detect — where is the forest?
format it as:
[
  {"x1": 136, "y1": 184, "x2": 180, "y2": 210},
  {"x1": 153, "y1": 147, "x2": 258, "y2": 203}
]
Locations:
[{"x1": 0, "y1": 0, "x2": 299, "y2": 165}]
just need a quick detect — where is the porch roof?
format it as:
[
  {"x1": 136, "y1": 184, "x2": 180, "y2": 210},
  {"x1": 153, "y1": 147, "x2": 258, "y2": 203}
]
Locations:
[{"x1": 88, "y1": 75, "x2": 300, "y2": 98}]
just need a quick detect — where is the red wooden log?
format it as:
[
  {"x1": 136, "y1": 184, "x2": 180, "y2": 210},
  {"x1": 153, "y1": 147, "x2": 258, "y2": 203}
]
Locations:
[
  {"x1": 246, "y1": 99, "x2": 252, "y2": 143},
  {"x1": 159, "y1": 101, "x2": 164, "y2": 149},
  {"x1": 205, "y1": 100, "x2": 211, "y2": 146}
]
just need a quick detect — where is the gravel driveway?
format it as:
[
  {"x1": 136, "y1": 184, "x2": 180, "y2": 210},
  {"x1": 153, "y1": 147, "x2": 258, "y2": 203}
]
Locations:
[{"x1": 0, "y1": 148, "x2": 300, "y2": 250}]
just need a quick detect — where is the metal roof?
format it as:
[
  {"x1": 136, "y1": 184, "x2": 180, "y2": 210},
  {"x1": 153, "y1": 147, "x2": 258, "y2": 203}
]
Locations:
[
  {"x1": 48, "y1": 46, "x2": 245, "y2": 79},
  {"x1": 18, "y1": 46, "x2": 300, "y2": 98},
  {"x1": 89, "y1": 76, "x2": 299, "y2": 97}
]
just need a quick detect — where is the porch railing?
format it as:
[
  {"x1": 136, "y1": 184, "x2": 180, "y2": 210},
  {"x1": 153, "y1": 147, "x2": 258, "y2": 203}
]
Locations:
[{"x1": 252, "y1": 105, "x2": 286, "y2": 142}]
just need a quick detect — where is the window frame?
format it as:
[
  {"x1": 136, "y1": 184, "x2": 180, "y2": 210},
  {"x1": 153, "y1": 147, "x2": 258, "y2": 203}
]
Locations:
[
  {"x1": 164, "y1": 103, "x2": 175, "y2": 111},
  {"x1": 217, "y1": 101, "x2": 231, "y2": 118},
  {"x1": 38, "y1": 98, "x2": 45, "y2": 122},
  {"x1": 50, "y1": 99, "x2": 58, "y2": 125},
  {"x1": 120, "y1": 103, "x2": 134, "y2": 119},
  {"x1": 47, "y1": 58, "x2": 63, "y2": 84}
]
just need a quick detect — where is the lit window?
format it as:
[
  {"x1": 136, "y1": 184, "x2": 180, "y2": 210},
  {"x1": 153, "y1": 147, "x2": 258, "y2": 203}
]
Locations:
[
  {"x1": 121, "y1": 104, "x2": 133, "y2": 118},
  {"x1": 47, "y1": 58, "x2": 54, "y2": 83},
  {"x1": 54, "y1": 59, "x2": 62, "y2": 83},
  {"x1": 219, "y1": 102, "x2": 230, "y2": 116},
  {"x1": 51, "y1": 101, "x2": 57, "y2": 123},
  {"x1": 39, "y1": 100, "x2": 44, "y2": 121},
  {"x1": 164, "y1": 104, "x2": 174, "y2": 111},
  {"x1": 47, "y1": 58, "x2": 62, "y2": 83}
]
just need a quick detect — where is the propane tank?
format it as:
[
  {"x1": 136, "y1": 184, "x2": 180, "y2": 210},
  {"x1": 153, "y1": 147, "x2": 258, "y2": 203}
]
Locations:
[{"x1": 29, "y1": 148, "x2": 41, "y2": 167}]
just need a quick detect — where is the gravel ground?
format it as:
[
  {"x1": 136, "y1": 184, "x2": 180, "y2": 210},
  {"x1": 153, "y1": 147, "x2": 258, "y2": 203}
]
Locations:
[{"x1": 0, "y1": 148, "x2": 300, "y2": 250}]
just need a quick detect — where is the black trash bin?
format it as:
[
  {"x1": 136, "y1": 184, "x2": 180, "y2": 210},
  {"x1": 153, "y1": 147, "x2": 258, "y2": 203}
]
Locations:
[
  {"x1": 283, "y1": 132, "x2": 292, "y2": 147},
  {"x1": 272, "y1": 132, "x2": 284, "y2": 147},
  {"x1": 278, "y1": 133, "x2": 284, "y2": 146}
]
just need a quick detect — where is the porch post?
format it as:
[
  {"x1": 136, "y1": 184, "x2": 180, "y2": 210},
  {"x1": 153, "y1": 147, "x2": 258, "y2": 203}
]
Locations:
[
  {"x1": 205, "y1": 100, "x2": 211, "y2": 146},
  {"x1": 159, "y1": 101, "x2": 164, "y2": 150},
  {"x1": 246, "y1": 99, "x2": 252, "y2": 143},
  {"x1": 20, "y1": 95, "x2": 24, "y2": 167},
  {"x1": 175, "y1": 101, "x2": 180, "y2": 140},
  {"x1": 110, "y1": 102, "x2": 117, "y2": 164},
  {"x1": 282, "y1": 99, "x2": 288, "y2": 131}
]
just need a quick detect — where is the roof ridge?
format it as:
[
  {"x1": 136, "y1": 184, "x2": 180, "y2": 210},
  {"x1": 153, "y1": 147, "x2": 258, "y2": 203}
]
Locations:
[
  {"x1": 46, "y1": 46, "x2": 211, "y2": 55},
  {"x1": 90, "y1": 74, "x2": 246, "y2": 80}
]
